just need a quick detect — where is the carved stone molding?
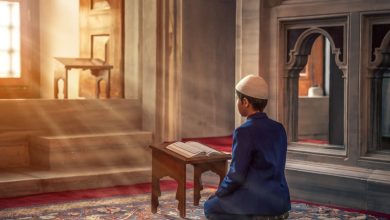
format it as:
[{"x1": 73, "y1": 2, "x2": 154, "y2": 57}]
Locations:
[
  {"x1": 364, "y1": 13, "x2": 390, "y2": 77},
  {"x1": 371, "y1": 31, "x2": 390, "y2": 70},
  {"x1": 287, "y1": 27, "x2": 346, "y2": 78}
]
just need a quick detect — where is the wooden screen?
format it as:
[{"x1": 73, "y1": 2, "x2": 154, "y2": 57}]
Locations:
[{"x1": 79, "y1": 0, "x2": 124, "y2": 98}]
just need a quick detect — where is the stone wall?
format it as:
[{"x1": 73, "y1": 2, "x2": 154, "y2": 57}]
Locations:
[
  {"x1": 39, "y1": 0, "x2": 80, "y2": 99},
  {"x1": 181, "y1": 0, "x2": 236, "y2": 138}
]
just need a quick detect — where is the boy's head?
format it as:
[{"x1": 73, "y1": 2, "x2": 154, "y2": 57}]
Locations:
[{"x1": 235, "y1": 75, "x2": 268, "y2": 116}]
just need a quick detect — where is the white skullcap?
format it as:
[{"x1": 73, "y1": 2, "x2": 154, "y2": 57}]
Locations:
[{"x1": 235, "y1": 74, "x2": 269, "y2": 99}]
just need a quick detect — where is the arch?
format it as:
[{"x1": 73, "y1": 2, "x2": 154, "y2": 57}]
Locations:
[
  {"x1": 287, "y1": 27, "x2": 345, "y2": 77},
  {"x1": 97, "y1": 78, "x2": 107, "y2": 98},
  {"x1": 56, "y1": 78, "x2": 65, "y2": 99},
  {"x1": 283, "y1": 27, "x2": 346, "y2": 144},
  {"x1": 379, "y1": 30, "x2": 390, "y2": 50},
  {"x1": 372, "y1": 30, "x2": 390, "y2": 69}
]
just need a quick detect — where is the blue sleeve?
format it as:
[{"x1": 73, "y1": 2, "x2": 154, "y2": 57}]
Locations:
[{"x1": 215, "y1": 127, "x2": 253, "y2": 197}]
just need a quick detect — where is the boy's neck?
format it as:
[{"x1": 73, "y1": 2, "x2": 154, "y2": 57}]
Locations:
[{"x1": 246, "y1": 109, "x2": 261, "y2": 118}]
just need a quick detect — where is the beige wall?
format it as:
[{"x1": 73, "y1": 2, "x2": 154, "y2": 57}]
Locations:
[
  {"x1": 235, "y1": 0, "x2": 261, "y2": 126},
  {"x1": 124, "y1": 0, "x2": 141, "y2": 100},
  {"x1": 141, "y1": 0, "x2": 158, "y2": 135},
  {"x1": 181, "y1": 0, "x2": 236, "y2": 138},
  {"x1": 39, "y1": 0, "x2": 80, "y2": 99},
  {"x1": 239, "y1": 0, "x2": 260, "y2": 76}
]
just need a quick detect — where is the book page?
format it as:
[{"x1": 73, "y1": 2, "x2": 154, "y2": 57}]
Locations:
[
  {"x1": 185, "y1": 141, "x2": 222, "y2": 156},
  {"x1": 166, "y1": 142, "x2": 205, "y2": 158}
]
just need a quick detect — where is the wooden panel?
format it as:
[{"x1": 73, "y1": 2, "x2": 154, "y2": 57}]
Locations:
[
  {"x1": 92, "y1": 0, "x2": 110, "y2": 10},
  {"x1": 80, "y1": 0, "x2": 124, "y2": 98},
  {"x1": 298, "y1": 36, "x2": 324, "y2": 96},
  {"x1": 92, "y1": 35, "x2": 109, "y2": 62}
]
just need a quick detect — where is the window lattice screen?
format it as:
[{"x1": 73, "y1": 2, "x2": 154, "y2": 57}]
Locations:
[{"x1": 0, "y1": 1, "x2": 20, "y2": 78}]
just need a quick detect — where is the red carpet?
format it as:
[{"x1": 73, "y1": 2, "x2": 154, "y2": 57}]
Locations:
[
  {"x1": 0, "y1": 180, "x2": 193, "y2": 209},
  {"x1": 1, "y1": 183, "x2": 389, "y2": 219},
  {"x1": 183, "y1": 135, "x2": 233, "y2": 152},
  {"x1": 298, "y1": 139, "x2": 329, "y2": 144}
]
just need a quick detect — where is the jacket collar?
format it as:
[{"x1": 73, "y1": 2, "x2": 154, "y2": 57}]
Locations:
[{"x1": 247, "y1": 112, "x2": 267, "y2": 120}]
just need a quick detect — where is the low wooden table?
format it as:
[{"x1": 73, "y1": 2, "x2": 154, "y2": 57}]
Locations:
[
  {"x1": 54, "y1": 57, "x2": 113, "y2": 99},
  {"x1": 150, "y1": 143, "x2": 231, "y2": 218}
]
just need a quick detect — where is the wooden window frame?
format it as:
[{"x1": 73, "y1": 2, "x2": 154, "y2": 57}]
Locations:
[{"x1": 0, "y1": 0, "x2": 40, "y2": 98}]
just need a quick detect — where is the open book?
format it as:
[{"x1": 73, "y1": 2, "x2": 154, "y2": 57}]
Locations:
[{"x1": 166, "y1": 141, "x2": 223, "y2": 158}]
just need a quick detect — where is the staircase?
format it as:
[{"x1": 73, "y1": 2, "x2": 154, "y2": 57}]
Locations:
[
  {"x1": 0, "y1": 99, "x2": 153, "y2": 198},
  {"x1": 30, "y1": 131, "x2": 152, "y2": 169}
]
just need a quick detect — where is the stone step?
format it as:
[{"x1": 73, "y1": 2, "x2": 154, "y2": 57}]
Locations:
[
  {"x1": 0, "y1": 130, "x2": 42, "y2": 168},
  {"x1": 0, "y1": 142, "x2": 30, "y2": 168},
  {"x1": 0, "y1": 99, "x2": 145, "y2": 169},
  {"x1": 0, "y1": 99, "x2": 143, "y2": 135},
  {"x1": 30, "y1": 131, "x2": 152, "y2": 169},
  {"x1": 0, "y1": 166, "x2": 151, "y2": 198},
  {"x1": 285, "y1": 159, "x2": 390, "y2": 214}
]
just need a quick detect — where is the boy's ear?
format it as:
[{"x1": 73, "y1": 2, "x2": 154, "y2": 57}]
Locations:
[{"x1": 242, "y1": 97, "x2": 249, "y2": 107}]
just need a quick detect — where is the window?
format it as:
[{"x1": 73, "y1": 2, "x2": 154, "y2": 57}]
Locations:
[
  {"x1": 0, "y1": 0, "x2": 39, "y2": 98},
  {"x1": 293, "y1": 35, "x2": 344, "y2": 149},
  {"x1": 298, "y1": 36, "x2": 328, "y2": 144},
  {"x1": 0, "y1": 0, "x2": 21, "y2": 78},
  {"x1": 381, "y1": 72, "x2": 390, "y2": 150},
  {"x1": 363, "y1": 19, "x2": 390, "y2": 154},
  {"x1": 297, "y1": 36, "x2": 344, "y2": 147},
  {"x1": 281, "y1": 20, "x2": 348, "y2": 155}
]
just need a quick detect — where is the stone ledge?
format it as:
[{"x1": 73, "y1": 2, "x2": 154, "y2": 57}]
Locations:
[{"x1": 286, "y1": 159, "x2": 390, "y2": 214}]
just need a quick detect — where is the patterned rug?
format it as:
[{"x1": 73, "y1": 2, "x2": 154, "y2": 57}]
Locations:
[{"x1": 0, "y1": 187, "x2": 388, "y2": 220}]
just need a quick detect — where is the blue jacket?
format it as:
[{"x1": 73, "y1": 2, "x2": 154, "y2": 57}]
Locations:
[{"x1": 215, "y1": 112, "x2": 291, "y2": 215}]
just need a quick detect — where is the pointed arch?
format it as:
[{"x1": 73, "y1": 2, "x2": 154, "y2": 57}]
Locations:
[
  {"x1": 283, "y1": 25, "x2": 347, "y2": 145},
  {"x1": 287, "y1": 27, "x2": 345, "y2": 78},
  {"x1": 372, "y1": 30, "x2": 390, "y2": 69}
]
